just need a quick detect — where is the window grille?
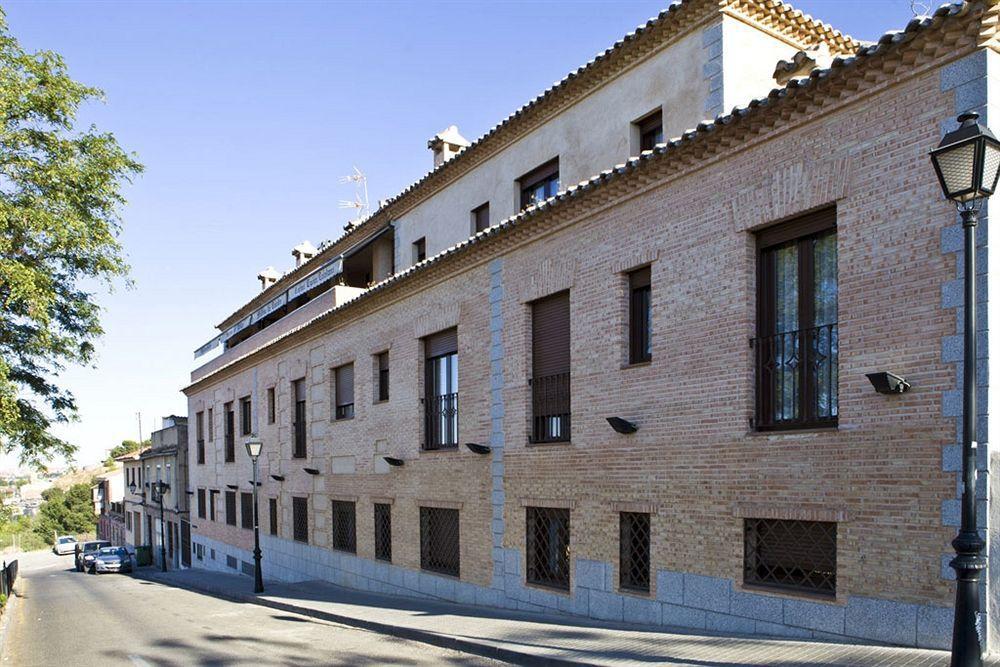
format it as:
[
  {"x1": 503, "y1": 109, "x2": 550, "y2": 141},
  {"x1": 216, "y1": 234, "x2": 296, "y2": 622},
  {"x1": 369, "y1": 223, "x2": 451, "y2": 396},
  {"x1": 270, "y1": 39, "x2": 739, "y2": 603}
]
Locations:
[
  {"x1": 240, "y1": 492, "x2": 254, "y2": 530},
  {"x1": 292, "y1": 496, "x2": 308, "y2": 543},
  {"x1": 526, "y1": 507, "x2": 570, "y2": 590},
  {"x1": 224, "y1": 403, "x2": 235, "y2": 462},
  {"x1": 269, "y1": 498, "x2": 278, "y2": 536},
  {"x1": 267, "y1": 387, "x2": 275, "y2": 424},
  {"x1": 197, "y1": 489, "x2": 206, "y2": 519},
  {"x1": 225, "y1": 491, "x2": 237, "y2": 526},
  {"x1": 241, "y1": 560, "x2": 254, "y2": 576},
  {"x1": 531, "y1": 292, "x2": 570, "y2": 443},
  {"x1": 619, "y1": 512, "x2": 650, "y2": 592},
  {"x1": 331, "y1": 500, "x2": 357, "y2": 553},
  {"x1": 374, "y1": 503, "x2": 392, "y2": 562},
  {"x1": 424, "y1": 329, "x2": 458, "y2": 449},
  {"x1": 420, "y1": 507, "x2": 459, "y2": 577},
  {"x1": 743, "y1": 518, "x2": 836, "y2": 596},
  {"x1": 226, "y1": 555, "x2": 238, "y2": 570},
  {"x1": 292, "y1": 379, "x2": 307, "y2": 458}
]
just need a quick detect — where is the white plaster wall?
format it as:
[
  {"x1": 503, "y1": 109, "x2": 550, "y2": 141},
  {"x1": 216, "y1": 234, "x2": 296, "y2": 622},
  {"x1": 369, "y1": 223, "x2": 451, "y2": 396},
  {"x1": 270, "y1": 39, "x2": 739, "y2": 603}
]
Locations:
[{"x1": 721, "y1": 16, "x2": 800, "y2": 111}]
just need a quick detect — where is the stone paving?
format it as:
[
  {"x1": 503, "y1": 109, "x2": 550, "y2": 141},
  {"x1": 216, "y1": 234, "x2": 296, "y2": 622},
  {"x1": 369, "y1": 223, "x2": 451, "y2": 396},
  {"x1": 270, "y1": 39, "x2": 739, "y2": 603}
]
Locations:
[{"x1": 136, "y1": 566, "x2": 998, "y2": 666}]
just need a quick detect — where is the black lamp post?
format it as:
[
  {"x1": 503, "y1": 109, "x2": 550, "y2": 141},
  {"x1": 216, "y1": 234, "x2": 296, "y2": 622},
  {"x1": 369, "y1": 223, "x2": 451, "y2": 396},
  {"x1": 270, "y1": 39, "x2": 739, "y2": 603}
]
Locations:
[
  {"x1": 149, "y1": 479, "x2": 170, "y2": 573},
  {"x1": 245, "y1": 436, "x2": 264, "y2": 594},
  {"x1": 930, "y1": 111, "x2": 1000, "y2": 667}
]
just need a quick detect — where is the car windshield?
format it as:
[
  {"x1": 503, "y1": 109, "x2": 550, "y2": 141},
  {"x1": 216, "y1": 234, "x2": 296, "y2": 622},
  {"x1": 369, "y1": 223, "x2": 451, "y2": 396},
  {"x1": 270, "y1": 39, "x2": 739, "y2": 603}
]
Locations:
[
  {"x1": 58, "y1": 537, "x2": 75, "y2": 544},
  {"x1": 98, "y1": 547, "x2": 118, "y2": 555},
  {"x1": 85, "y1": 542, "x2": 110, "y2": 551}
]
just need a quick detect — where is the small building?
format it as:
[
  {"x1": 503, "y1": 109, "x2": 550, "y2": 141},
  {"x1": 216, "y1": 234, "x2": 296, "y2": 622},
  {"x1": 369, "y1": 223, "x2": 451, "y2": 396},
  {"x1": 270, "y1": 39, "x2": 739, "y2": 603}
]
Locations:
[{"x1": 123, "y1": 416, "x2": 190, "y2": 569}]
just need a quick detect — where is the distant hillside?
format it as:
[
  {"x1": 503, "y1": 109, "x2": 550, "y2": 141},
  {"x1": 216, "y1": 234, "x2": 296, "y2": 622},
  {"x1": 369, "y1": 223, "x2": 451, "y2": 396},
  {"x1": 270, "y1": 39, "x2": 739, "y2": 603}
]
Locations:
[{"x1": 51, "y1": 463, "x2": 111, "y2": 491}]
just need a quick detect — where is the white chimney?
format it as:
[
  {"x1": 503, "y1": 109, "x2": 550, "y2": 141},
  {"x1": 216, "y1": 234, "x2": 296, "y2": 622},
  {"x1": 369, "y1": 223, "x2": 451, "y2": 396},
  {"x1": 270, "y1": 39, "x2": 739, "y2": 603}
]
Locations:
[
  {"x1": 291, "y1": 241, "x2": 318, "y2": 268},
  {"x1": 427, "y1": 125, "x2": 471, "y2": 168},
  {"x1": 257, "y1": 266, "x2": 280, "y2": 291}
]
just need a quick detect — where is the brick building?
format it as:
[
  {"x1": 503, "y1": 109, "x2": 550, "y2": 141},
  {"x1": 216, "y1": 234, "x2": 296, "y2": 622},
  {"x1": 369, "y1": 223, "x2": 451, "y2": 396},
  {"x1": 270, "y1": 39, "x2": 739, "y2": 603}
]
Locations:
[{"x1": 183, "y1": 0, "x2": 1000, "y2": 651}]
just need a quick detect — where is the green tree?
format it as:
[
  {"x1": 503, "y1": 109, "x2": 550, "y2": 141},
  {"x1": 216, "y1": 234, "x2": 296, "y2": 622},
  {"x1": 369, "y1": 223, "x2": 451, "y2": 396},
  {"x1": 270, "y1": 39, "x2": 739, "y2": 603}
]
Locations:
[
  {"x1": 33, "y1": 482, "x2": 96, "y2": 543},
  {"x1": 0, "y1": 10, "x2": 142, "y2": 468}
]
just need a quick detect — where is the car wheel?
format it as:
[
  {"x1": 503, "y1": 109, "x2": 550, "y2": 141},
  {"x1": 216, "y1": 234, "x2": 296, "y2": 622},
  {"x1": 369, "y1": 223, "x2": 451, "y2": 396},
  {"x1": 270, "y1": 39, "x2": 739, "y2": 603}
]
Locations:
[{"x1": 89, "y1": 565, "x2": 96, "y2": 574}]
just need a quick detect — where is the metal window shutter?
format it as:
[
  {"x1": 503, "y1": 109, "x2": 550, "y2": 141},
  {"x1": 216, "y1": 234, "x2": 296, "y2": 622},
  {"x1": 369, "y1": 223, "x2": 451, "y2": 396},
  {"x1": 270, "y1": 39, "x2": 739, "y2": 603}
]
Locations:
[
  {"x1": 336, "y1": 364, "x2": 354, "y2": 406},
  {"x1": 756, "y1": 206, "x2": 836, "y2": 249},
  {"x1": 532, "y1": 291, "x2": 570, "y2": 378},
  {"x1": 629, "y1": 266, "x2": 650, "y2": 289},
  {"x1": 425, "y1": 328, "x2": 458, "y2": 359}
]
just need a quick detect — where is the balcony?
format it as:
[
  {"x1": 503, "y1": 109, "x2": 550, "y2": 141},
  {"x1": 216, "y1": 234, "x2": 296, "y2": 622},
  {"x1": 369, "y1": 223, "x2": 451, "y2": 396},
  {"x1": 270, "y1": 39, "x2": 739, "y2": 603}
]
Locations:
[
  {"x1": 424, "y1": 392, "x2": 458, "y2": 450},
  {"x1": 531, "y1": 372, "x2": 570, "y2": 443},
  {"x1": 753, "y1": 323, "x2": 838, "y2": 431}
]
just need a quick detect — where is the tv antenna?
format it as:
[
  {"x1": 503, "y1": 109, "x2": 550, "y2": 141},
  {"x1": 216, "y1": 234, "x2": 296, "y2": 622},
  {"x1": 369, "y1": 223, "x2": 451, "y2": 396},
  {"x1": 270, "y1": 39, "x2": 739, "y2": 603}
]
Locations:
[
  {"x1": 338, "y1": 166, "x2": 370, "y2": 230},
  {"x1": 909, "y1": 0, "x2": 929, "y2": 16}
]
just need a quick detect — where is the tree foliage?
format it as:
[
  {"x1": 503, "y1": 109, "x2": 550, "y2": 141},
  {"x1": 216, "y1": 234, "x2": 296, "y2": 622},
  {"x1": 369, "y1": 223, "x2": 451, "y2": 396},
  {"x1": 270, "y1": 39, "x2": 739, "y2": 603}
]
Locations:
[
  {"x1": 104, "y1": 438, "x2": 148, "y2": 466},
  {"x1": 0, "y1": 10, "x2": 142, "y2": 468},
  {"x1": 33, "y1": 482, "x2": 96, "y2": 544}
]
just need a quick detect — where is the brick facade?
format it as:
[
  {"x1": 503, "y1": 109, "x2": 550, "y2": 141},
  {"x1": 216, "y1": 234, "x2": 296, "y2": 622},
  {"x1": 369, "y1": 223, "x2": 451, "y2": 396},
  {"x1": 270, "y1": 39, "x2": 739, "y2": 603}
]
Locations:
[{"x1": 185, "y1": 2, "x2": 1000, "y2": 652}]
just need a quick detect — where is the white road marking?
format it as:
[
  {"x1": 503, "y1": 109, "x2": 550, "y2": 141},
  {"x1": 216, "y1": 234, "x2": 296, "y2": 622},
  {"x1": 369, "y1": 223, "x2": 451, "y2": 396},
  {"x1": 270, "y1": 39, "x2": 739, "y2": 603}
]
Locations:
[{"x1": 128, "y1": 655, "x2": 154, "y2": 667}]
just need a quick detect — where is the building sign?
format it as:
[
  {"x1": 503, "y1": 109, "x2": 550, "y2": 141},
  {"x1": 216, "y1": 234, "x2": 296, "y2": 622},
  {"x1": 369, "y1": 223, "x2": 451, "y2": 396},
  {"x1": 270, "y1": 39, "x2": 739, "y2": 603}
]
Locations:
[{"x1": 288, "y1": 256, "x2": 342, "y2": 301}]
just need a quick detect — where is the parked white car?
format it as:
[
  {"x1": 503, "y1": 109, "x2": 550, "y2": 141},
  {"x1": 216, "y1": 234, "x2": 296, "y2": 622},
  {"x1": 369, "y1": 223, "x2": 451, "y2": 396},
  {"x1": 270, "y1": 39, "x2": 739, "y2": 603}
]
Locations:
[{"x1": 52, "y1": 535, "x2": 77, "y2": 556}]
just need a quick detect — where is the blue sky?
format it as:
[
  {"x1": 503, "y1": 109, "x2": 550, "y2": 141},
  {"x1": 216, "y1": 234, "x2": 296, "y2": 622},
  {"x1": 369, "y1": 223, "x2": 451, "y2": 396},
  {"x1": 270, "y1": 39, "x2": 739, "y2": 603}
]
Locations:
[{"x1": 1, "y1": 0, "x2": 924, "y2": 470}]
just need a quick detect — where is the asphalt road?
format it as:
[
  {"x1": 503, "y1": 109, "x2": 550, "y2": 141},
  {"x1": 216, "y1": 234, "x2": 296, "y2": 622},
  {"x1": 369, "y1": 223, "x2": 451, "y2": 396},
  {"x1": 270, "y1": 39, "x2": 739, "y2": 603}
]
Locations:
[{"x1": 3, "y1": 550, "x2": 503, "y2": 666}]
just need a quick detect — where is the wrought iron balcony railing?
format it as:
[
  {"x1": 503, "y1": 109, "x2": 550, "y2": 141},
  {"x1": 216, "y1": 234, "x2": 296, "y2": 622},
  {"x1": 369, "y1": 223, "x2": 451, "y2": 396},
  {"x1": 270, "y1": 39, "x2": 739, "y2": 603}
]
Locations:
[
  {"x1": 531, "y1": 372, "x2": 570, "y2": 443},
  {"x1": 753, "y1": 323, "x2": 838, "y2": 431},
  {"x1": 424, "y1": 392, "x2": 458, "y2": 450}
]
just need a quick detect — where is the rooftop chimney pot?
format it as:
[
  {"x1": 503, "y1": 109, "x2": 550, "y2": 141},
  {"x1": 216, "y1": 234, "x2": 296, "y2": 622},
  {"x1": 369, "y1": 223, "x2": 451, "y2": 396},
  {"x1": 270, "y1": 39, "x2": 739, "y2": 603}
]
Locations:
[
  {"x1": 428, "y1": 125, "x2": 471, "y2": 168},
  {"x1": 257, "y1": 266, "x2": 281, "y2": 291},
  {"x1": 291, "y1": 241, "x2": 318, "y2": 268}
]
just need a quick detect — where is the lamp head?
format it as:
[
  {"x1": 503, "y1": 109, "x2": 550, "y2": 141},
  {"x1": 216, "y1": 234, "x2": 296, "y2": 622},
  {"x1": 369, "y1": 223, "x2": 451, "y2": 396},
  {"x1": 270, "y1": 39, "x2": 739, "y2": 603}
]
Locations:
[
  {"x1": 930, "y1": 112, "x2": 1000, "y2": 203},
  {"x1": 245, "y1": 437, "x2": 263, "y2": 460}
]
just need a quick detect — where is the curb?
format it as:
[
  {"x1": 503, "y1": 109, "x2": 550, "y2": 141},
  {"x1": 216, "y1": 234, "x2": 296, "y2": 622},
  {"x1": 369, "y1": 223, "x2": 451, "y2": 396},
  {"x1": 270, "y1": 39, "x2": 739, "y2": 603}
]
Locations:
[
  {"x1": 0, "y1": 586, "x2": 21, "y2": 659},
  {"x1": 135, "y1": 571, "x2": 584, "y2": 666}
]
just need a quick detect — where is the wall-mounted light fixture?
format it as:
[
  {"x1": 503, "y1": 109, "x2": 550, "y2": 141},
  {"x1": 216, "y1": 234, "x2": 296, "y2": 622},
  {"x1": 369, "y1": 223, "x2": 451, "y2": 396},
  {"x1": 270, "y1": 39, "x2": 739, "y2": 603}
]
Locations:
[
  {"x1": 383, "y1": 457, "x2": 405, "y2": 467},
  {"x1": 303, "y1": 467, "x2": 320, "y2": 475},
  {"x1": 226, "y1": 484, "x2": 239, "y2": 490},
  {"x1": 866, "y1": 371, "x2": 910, "y2": 395},
  {"x1": 270, "y1": 475, "x2": 285, "y2": 482},
  {"x1": 465, "y1": 443, "x2": 491, "y2": 455},
  {"x1": 606, "y1": 417, "x2": 638, "y2": 434}
]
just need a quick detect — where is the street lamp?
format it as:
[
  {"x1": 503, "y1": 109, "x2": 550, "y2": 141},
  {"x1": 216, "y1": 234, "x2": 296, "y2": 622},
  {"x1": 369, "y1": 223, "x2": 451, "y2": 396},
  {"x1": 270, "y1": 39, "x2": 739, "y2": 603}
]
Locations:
[
  {"x1": 149, "y1": 479, "x2": 170, "y2": 573},
  {"x1": 930, "y1": 111, "x2": 1000, "y2": 667},
  {"x1": 245, "y1": 436, "x2": 264, "y2": 594}
]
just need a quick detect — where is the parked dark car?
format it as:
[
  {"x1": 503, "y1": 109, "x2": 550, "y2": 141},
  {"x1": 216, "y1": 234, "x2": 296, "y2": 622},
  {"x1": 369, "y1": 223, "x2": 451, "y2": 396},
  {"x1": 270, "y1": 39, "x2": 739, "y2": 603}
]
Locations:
[
  {"x1": 74, "y1": 540, "x2": 111, "y2": 572},
  {"x1": 91, "y1": 546, "x2": 133, "y2": 574}
]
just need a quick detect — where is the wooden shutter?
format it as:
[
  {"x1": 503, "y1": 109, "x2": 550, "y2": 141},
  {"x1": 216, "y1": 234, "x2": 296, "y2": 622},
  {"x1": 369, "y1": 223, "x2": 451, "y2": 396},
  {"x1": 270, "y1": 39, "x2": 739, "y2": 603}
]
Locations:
[
  {"x1": 425, "y1": 328, "x2": 458, "y2": 359},
  {"x1": 336, "y1": 364, "x2": 354, "y2": 406},
  {"x1": 532, "y1": 292, "x2": 570, "y2": 378}
]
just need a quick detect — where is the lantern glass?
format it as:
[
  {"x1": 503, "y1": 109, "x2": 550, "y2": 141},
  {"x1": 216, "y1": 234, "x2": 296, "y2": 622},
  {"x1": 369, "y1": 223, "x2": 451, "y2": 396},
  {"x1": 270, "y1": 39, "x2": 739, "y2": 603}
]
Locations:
[
  {"x1": 982, "y1": 140, "x2": 1000, "y2": 194},
  {"x1": 933, "y1": 139, "x2": 977, "y2": 200},
  {"x1": 245, "y1": 438, "x2": 263, "y2": 459}
]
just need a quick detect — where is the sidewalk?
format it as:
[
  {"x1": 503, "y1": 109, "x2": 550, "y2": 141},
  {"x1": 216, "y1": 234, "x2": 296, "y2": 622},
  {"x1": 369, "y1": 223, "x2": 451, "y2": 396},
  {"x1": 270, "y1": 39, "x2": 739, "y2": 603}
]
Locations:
[{"x1": 137, "y1": 567, "x2": 974, "y2": 666}]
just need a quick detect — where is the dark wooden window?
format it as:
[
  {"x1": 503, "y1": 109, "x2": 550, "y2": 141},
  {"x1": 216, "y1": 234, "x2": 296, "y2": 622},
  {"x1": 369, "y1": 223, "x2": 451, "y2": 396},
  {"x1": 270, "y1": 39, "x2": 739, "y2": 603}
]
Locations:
[
  {"x1": 292, "y1": 379, "x2": 307, "y2": 458},
  {"x1": 267, "y1": 387, "x2": 275, "y2": 424},
  {"x1": 197, "y1": 489, "x2": 206, "y2": 519},
  {"x1": 268, "y1": 498, "x2": 278, "y2": 536},
  {"x1": 374, "y1": 503, "x2": 392, "y2": 562},
  {"x1": 619, "y1": 512, "x2": 650, "y2": 592},
  {"x1": 240, "y1": 492, "x2": 254, "y2": 530},
  {"x1": 207, "y1": 408, "x2": 214, "y2": 441},
  {"x1": 531, "y1": 292, "x2": 570, "y2": 443},
  {"x1": 292, "y1": 496, "x2": 308, "y2": 543},
  {"x1": 413, "y1": 237, "x2": 426, "y2": 263},
  {"x1": 196, "y1": 411, "x2": 205, "y2": 464},
  {"x1": 755, "y1": 207, "x2": 838, "y2": 431},
  {"x1": 744, "y1": 518, "x2": 836, "y2": 597},
  {"x1": 224, "y1": 403, "x2": 235, "y2": 462},
  {"x1": 526, "y1": 506, "x2": 570, "y2": 590},
  {"x1": 424, "y1": 329, "x2": 458, "y2": 449},
  {"x1": 240, "y1": 396, "x2": 252, "y2": 436},
  {"x1": 334, "y1": 364, "x2": 355, "y2": 420},
  {"x1": 331, "y1": 500, "x2": 357, "y2": 553},
  {"x1": 420, "y1": 506, "x2": 459, "y2": 577},
  {"x1": 225, "y1": 491, "x2": 237, "y2": 526},
  {"x1": 628, "y1": 266, "x2": 652, "y2": 364},
  {"x1": 519, "y1": 158, "x2": 559, "y2": 209},
  {"x1": 209, "y1": 490, "x2": 217, "y2": 521},
  {"x1": 472, "y1": 202, "x2": 490, "y2": 233},
  {"x1": 637, "y1": 109, "x2": 663, "y2": 152},
  {"x1": 375, "y1": 351, "x2": 390, "y2": 403}
]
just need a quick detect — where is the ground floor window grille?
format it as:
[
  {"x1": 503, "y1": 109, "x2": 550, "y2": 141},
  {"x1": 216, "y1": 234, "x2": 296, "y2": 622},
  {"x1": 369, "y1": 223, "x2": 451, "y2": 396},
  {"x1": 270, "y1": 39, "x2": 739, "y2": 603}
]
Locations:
[
  {"x1": 292, "y1": 496, "x2": 308, "y2": 543},
  {"x1": 743, "y1": 518, "x2": 836, "y2": 596},
  {"x1": 619, "y1": 512, "x2": 650, "y2": 593},
  {"x1": 526, "y1": 507, "x2": 570, "y2": 590},
  {"x1": 331, "y1": 500, "x2": 357, "y2": 553},
  {"x1": 374, "y1": 503, "x2": 392, "y2": 562},
  {"x1": 420, "y1": 507, "x2": 459, "y2": 577},
  {"x1": 226, "y1": 555, "x2": 238, "y2": 570}
]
